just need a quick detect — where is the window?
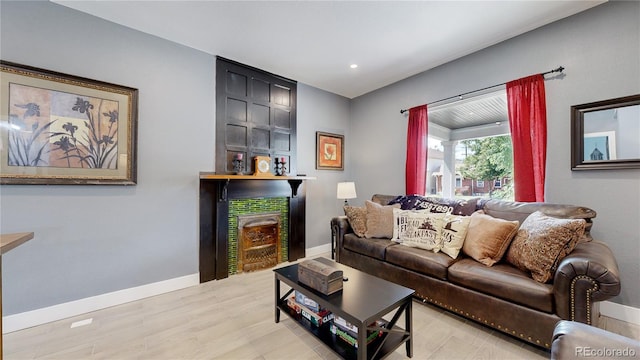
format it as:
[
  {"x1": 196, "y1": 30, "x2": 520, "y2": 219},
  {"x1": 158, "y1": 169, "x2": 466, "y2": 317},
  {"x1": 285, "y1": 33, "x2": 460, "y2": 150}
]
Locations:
[{"x1": 425, "y1": 90, "x2": 513, "y2": 200}]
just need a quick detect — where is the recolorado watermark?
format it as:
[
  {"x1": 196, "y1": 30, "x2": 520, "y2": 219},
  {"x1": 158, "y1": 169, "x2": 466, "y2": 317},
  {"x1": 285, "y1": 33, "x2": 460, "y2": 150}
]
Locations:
[{"x1": 576, "y1": 346, "x2": 637, "y2": 357}]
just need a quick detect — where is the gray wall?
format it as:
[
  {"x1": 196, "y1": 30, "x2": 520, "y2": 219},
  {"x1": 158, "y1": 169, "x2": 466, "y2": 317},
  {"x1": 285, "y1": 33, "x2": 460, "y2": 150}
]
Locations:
[
  {"x1": 350, "y1": 1, "x2": 640, "y2": 307},
  {"x1": 0, "y1": 1, "x2": 350, "y2": 315},
  {"x1": 1, "y1": 0, "x2": 638, "y2": 316},
  {"x1": 297, "y1": 84, "x2": 352, "y2": 249}
]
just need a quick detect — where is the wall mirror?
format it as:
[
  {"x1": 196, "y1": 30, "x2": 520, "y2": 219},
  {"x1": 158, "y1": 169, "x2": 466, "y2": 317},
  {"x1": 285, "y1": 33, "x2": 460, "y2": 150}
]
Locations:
[{"x1": 571, "y1": 94, "x2": 640, "y2": 170}]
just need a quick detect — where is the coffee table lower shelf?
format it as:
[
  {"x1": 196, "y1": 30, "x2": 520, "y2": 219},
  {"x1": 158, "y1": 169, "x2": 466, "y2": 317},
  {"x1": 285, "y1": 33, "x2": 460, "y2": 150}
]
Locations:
[{"x1": 276, "y1": 300, "x2": 410, "y2": 360}]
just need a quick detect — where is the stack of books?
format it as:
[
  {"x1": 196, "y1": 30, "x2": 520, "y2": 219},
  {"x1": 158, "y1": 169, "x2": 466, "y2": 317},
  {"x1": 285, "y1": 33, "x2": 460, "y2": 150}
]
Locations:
[
  {"x1": 286, "y1": 292, "x2": 333, "y2": 327},
  {"x1": 329, "y1": 315, "x2": 385, "y2": 349},
  {"x1": 285, "y1": 291, "x2": 386, "y2": 349}
]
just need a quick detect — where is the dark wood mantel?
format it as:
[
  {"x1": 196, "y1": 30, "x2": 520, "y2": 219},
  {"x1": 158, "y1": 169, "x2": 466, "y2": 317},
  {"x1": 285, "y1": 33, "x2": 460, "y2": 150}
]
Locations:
[
  {"x1": 199, "y1": 173, "x2": 314, "y2": 282},
  {"x1": 199, "y1": 173, "x2": 314, "y2": 200}
]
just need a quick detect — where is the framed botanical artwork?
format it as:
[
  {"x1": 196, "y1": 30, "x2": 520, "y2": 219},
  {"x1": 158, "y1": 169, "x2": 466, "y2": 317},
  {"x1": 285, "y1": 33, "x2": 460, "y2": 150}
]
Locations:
[
  {"x1": 0, "y1": 61, "x2": 138, "y2": 185},
  {"x1": 316, "y1": 131, "x2": 344, "y2": 170}
]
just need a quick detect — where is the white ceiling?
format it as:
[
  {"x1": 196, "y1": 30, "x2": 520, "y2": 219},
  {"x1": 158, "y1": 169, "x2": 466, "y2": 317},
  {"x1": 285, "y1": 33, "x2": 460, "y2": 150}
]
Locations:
[{"x1": 53, "y1": 0, "x2": 605, "y2": 99}]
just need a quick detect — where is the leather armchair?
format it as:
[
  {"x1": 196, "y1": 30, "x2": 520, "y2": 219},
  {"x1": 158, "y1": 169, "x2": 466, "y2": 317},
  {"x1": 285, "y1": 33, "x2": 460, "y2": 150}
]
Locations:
[{"x1": 551, "y1": 320, "x2": 640, "y2": 359}]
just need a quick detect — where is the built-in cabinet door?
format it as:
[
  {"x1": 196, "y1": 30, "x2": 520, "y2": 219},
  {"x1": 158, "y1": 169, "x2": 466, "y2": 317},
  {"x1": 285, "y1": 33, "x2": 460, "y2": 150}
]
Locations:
[{"x1": 215, "y1": 57, "x2": 297, "y2": 175}]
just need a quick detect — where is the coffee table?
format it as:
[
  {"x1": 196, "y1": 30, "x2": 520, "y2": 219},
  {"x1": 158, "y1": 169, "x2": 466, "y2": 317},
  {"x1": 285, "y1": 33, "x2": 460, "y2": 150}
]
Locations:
[{"x1": 274, "y1": 257, "x2": 414, "y2": 360}]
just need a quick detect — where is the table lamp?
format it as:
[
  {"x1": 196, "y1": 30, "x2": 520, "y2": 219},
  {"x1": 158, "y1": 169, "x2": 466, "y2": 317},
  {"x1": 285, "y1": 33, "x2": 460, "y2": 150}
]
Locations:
[{"x1": 337, "y1": 182, "x2": 357, "y2": 205}]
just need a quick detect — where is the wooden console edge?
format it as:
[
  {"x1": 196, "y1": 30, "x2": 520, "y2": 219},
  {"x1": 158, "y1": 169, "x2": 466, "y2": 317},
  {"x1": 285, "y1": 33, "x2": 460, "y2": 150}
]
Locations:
[
  {"x1": 1, "y1": 232, "x2": 34, "y2": 255},
  {"x1": 199, "y1": 173, "x2": 316, "y2": 180}
]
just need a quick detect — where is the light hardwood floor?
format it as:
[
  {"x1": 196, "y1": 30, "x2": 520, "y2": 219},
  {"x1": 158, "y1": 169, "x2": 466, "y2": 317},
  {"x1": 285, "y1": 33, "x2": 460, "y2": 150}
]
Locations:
[{"x1": 4, "y1": 256, "x2": 639, "y2": 360}]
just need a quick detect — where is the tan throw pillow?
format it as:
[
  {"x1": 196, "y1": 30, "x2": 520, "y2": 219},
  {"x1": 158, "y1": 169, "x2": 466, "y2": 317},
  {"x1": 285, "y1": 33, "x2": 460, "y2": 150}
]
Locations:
[
  {"x1": 343, "y1": 205, "x2": 367, "y2": 237},
  {"x1": 506, "y1": 211, "x2": 586, "y2": 283},
  {"x1": 392, "y1": 209, "x2": 445, "y2": 251},
  {"x1": 462, "y1": 211, "x2": 520, "y2": 266},
  {"x1": 364, "y1": 200, "x2": 401, "y2": 238},
  {"x1": 440, "y1": 213, "x2": 472, "y2": 259}
]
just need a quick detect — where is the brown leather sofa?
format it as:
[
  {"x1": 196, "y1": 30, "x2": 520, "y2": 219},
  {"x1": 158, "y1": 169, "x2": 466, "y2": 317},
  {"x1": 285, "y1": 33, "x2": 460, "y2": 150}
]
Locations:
[
  {"x1": 551, "y1": 320, "x2": 640, "y2": 359},
  {"x1": 331, "y1": 194, "x2": 621, "y2": 349}
]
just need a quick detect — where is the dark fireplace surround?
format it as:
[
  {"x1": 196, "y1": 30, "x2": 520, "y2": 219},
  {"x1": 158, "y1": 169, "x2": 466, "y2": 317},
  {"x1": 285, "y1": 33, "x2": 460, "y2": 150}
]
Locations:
[{"x1": 199, "y1": 174, "x2": 309, "y2": 282}]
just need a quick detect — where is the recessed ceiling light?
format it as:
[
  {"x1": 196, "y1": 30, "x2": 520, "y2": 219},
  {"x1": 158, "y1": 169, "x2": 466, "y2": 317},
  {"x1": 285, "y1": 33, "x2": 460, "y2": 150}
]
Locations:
[{"x1": 350, "y1": 64, "x2": 358, "y2": 69}]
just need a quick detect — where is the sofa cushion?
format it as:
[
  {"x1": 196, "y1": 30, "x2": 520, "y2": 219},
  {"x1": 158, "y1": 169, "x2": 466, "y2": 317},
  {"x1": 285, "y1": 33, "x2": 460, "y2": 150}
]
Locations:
[
  {"x1": 462, "y1": 211, "x2": 520, "y2": 266},
  {"x1": 388, "y1": 195, "x2": 479, "y2": 216},
  {"x1": 385, "y1": 244, "x2": 458, "y2": 280},
  {"x1": 440, "y1": 213, "x2": 472, "y2": 259},
  {"x1": 481, "y1": 199, "x2": 596, "y2": 241},
  {"x1": 364, "y1": 200, "x2": 401, "y2": 238},
  {"x1": 343, "y1": 234, "x2": 397, "y2": 260},
  {"x1": 506, "y1": 211, "x2": 586, "y2": 283},
  {"x1": 343, "y1": 205, "x2": 367, "y2": 237},
  {"x1": 371, "y1": 194, "x2": 398, "y2": 206},
  {"x1": 448, "y1": 258, "x2": 554, "y2": 313},
  {"x1": 392, "y1": 209, "x2": 445, "y2": 251}
]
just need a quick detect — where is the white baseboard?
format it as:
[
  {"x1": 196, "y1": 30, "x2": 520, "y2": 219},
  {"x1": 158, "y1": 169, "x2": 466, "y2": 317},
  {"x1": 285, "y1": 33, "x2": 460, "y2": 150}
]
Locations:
[
  {"x1": 3, "y1": 273, "x2": 200, "y2": 334},
  {"x1": 5, "y1": 260, "x2": 635, "y2": 334},
  {"x1": 2, "y1": 245, "x2": 332, "y2": 334},
  {"x1": 305, "y1": 243, "x2": 332, "y2": 258},
  {"x1": 601, "y1": 300, "x2": 640, "y2": 326}
]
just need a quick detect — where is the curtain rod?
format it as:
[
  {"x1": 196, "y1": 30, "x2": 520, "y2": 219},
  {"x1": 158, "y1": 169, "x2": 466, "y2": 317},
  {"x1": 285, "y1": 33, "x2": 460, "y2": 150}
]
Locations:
[{"x1": 399, "y1": 66, "x2": 564, "y2": 114}]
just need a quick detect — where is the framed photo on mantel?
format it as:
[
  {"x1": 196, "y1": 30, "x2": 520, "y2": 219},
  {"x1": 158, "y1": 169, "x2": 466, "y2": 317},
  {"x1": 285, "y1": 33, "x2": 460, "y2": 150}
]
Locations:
[
  {"x1": 316, "y1": 131, "x2": 344, "y2": 170},
  {"x1": 0, "y1": 61, "x2": 138, "y2": 185}
]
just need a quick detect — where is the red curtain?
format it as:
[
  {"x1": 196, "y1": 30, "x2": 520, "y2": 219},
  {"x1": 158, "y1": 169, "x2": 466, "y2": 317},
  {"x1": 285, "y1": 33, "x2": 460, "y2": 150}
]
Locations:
[
  {"x1": 506, "y1": 74, "x2": 547, "y2": 202},
  {"x1": 406, "y1": 105, "x2": 428, "y2": 195}
]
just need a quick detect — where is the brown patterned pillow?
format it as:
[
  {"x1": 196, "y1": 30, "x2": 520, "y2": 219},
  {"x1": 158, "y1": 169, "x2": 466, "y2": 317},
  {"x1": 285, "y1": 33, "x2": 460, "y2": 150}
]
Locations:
[
  {"x1": 343, "y1": 205, "x2": 367, "y2": 237},
  {"x1": 462, "y1": 211, "x2": 520, "y2": 266},
  {"x1": 364, "y1": 200, "x2": 401, "y2": 238},
  {"x1": 505, "y1": 211, "x2": 586, "y2": 283}
]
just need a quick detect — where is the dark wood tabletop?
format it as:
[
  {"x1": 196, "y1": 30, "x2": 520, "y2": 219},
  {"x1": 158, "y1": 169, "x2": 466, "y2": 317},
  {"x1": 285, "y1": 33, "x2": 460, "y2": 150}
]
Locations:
[{"x1": 274, "y1": 257, "x2": 414, "y2": 323}]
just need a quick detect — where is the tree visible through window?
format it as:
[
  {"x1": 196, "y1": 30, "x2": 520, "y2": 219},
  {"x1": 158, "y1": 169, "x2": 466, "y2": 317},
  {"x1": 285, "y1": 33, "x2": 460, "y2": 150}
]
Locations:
[
  {"x1": 426, "y1": 135, "x2": 514, "y2": 200},
  {"x1": 459, "y1": 135, "x2": 513, "y2": 200}
]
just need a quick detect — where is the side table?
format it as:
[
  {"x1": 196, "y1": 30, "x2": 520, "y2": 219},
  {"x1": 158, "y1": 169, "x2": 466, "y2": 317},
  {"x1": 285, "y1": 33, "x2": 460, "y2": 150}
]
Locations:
[{"x1": 1, "y1": 232, "x2": 34, "y2": 360}]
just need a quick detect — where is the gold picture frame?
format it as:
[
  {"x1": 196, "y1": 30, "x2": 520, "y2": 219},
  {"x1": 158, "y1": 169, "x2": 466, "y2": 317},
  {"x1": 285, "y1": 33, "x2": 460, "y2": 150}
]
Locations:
[
  {"x1": 0, "y1": 61, "x2": 138, "y2": 185},
  {"x1": 316, "y1": 131, "x2": 344, "y2": 170}
]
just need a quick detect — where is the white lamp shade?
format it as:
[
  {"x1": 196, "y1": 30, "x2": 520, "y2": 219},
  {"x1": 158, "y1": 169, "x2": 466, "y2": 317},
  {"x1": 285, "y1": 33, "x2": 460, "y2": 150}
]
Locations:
[{"x1": 337, "y1": 182, "x2": 357, "y2": 200}]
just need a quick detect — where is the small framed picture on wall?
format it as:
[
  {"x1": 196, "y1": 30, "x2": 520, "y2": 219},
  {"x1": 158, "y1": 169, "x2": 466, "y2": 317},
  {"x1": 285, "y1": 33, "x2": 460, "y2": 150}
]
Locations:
[{"x1": 316, "y1": 131, "x2": 344, "y2": 170}]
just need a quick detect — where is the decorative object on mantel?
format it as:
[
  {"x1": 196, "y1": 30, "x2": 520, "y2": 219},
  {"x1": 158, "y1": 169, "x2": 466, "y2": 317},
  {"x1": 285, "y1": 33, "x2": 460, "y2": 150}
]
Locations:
[
  {"x1": 0, "y1": 61, "x2": 138, "y2": 185},
  {"x1": 316, "y1": 132, "x2": 344, "y2": 170},
  {"x1": 232, "y1": 153, "x2": 244, "y2": 175},
  {"x1": 275, "y1": 157, "x2": 287, "y2": 176},
  {"x1": 337, "y1": 182, "x2": 357, "y2": 205},
  {"x1": 253, "y1": 156, "x2": 274, "y2": 176}
]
